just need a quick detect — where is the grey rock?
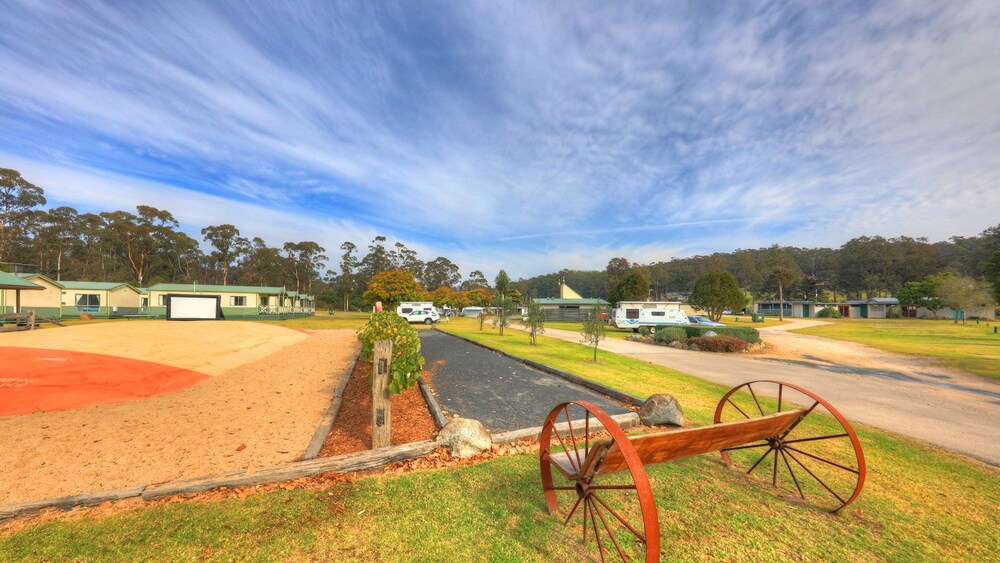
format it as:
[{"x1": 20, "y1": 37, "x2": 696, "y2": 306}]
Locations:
[
  {"x1": 689, "y1": 344, "x2": 701, "y2": 352},
  {"x1": 668, "y1": 341, "x2": 684, "y2": 349},
  {"x1": 638, "y1": 394, "x2": 685, "y2": 427},
  {"x1": 438, "y1": 418, "x2": 492, "y2": 458},
  {"x1": 703, "y1": 330, "x2": 718, "y2": 337}
]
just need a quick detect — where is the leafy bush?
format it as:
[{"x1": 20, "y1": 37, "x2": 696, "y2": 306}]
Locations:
[
  {"x1": 638, "y1": 326, "x2": 651, "y2": 337},
  {"x1": 817, "y1": 307, "x2": 842, "y2": 318},
  {"x1": 886, "y1": 307, "x2": 901, "y2": 319},
  {"x1": 681, "y1": 325, "x2": 760, "y2": 344},
  {"x1": 357, "y1": 312, "x2": 425, "y2": 394},
  {"x1": 688, "y1": 335, "x2": 748, "y2": 352},
  {"x1": 652, "y1": 326, "x2": 686, "y2": 344}
]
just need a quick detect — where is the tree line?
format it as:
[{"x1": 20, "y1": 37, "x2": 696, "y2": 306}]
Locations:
[
  {"x1": 516, "y1": 229, "x2": 1000, "y2": 308},
  {"x1": 4, "y1": 167, "x2": 998, "y2": 309}
]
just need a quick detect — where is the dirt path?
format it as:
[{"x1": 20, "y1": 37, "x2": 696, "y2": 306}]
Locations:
[
  {"x1": 534, "y1": 323, "x2": 1000, "y2": 466},
  {"x1": 0, "y1": 327, "x2": 359, "y2": 505}
]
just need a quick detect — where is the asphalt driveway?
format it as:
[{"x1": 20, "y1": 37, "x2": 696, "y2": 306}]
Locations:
[{"x1": 419, "y1": 330, "x2": 630, "y2": 432}]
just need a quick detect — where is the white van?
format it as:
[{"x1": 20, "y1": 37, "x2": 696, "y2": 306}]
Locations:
[{"x1": 611, "y1": 301, "x2": 688, "y2": 331}]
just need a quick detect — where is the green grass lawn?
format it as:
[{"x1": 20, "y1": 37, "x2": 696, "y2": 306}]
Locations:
[
  {"x1": 792, "y1": 318, "x2": 1000, "y2": 381},
  {"x1": 2, "y1": 317, "x2": 996, "y2": 561}
]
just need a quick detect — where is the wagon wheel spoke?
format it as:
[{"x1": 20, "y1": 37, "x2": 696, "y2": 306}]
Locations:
[
  {"x1": 552, "y1": 426, "x2": 580, "y2": 473},
  {"x1": 565, "y1": 496, "x2": 585, "y2": 525},
  {"x1": 779, "y1": 401, "x2": 819, "y2": 439},
  {"x1": 772, "y1": 447, "x2": 779, "y2": 486},
  {"x1": 588, "y1": 498, "x2": 607, "y2": 562},
  {"x1": 747, "y1": 382, "x2": 765, "y2": 416},
  {"x1": 585, "y1": 412, "x2": 591, "y2": 459},
  {"x1": 590, "y1": 484, "x2": 638, "y2": 490},
  {"x1": 726, "y1": 398, "x2": 751, "y2": 420},
  {"x1": 590, "y1": 497, "x2": 629, "y2": 562},
  {"x1": 785, "y1": 446, "x2": 860, "y2": 474},
  {"x1": 779, "y1": 449, "x2": 805, "y2": 499},
  {"x1": 591, "y1": 492, "x2": 646, "y2": 544},
  {"x1": 746, "y1": 448, "x2": 774, "y2": 475},
  {"x1": 778, "y1": 383, "x2": 783, "y2": 412},
  {"x1": 784, "y1": 449, "x2": 848, "y2": 507},
  {"x1": 783, "y1": 433, "x2": 849, "y2": 445},
  {"x1": 564, "y1": 405, "x2": 584, "y2": 470},
  {"x1": 722, "y1": 441, "x2": 769, "y2": 452}
]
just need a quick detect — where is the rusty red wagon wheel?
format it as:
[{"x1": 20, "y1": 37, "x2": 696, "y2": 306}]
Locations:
[
  {"x1": 714, "y1": 380, "x2": 866, "y2": 512},
  {"x1": 540, "y1": 401, "x2": 660, "y2": 562}
]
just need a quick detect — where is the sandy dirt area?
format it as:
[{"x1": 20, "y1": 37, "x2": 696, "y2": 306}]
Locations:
[
  {"x1": 0, "y1": 325, "x2": 358, "y2": 505},
  {"x1": 1, "y1": 320, "x2": 307, "y2": 375}
]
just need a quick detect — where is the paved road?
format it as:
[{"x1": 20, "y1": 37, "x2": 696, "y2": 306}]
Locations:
[
  {"x1": 535, "y1": 322, "x2": 1000, "y2": 466},
  {"x1": 419, "y1": 330, "x2": 630, "y2": 432}
]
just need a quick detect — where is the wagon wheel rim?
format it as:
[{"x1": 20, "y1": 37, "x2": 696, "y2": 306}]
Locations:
[
  {"x1": 540, "y1": 401, "x2": 660, "y2": 562},
  {"x1": 714, "y1": 380, "x2": 866, "y2": 512}
]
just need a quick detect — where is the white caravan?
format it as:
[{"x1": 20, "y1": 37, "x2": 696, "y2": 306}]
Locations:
[{"x1": 611, "y1": 301, "x2": 688, "y2": 331}]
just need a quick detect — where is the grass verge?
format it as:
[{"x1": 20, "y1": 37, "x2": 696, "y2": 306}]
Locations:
[{"x1": 792, "y1": 318, "x2": 1000, "y2": 381}]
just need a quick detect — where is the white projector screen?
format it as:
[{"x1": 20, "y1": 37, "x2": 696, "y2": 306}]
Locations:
[{"x1": 166, "y1": 294, "x2": 222, "y2": 320}]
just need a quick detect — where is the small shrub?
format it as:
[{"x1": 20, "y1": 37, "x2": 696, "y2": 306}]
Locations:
[
  {"x1": 357, "y1": 312, "x2": 425, "y2": 394},
  {"x1": 817, "y1": 307, "x2": 842, "y2": 318},
  {"x1": 681, "y1": 325, "x2": 760, "y2": 344},
  {"x1": 638, "y1": 326, "x2": 651, "y2": 337},
  {"x1": 653, "y1": 326, "x2": 687, "y2": 344},
  {"x1": 687, "y1": 335, "x2": 748, "y2": 352},
  {"x1": 886, "y1": 307, "x2": 901, "y2": 319}
]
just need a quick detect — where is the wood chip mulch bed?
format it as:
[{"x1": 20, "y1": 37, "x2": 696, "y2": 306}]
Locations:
[{"x1": 318, "y1": 359, "x2": 438, "y2": 457}]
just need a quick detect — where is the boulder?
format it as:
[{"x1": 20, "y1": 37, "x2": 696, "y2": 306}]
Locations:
[
  {"x1": 689, "y1": 344, "x2": 701, "y2": 352},
  {"x1": 668, "y1": 341, "x2": 684, "y2": 349},
  {"x1": 703, "y1": 330, "x2": 718, "y2": 337},
  {"x1": 638, "y1": 394, "x2": 685, "y2": 427},
  {"x1": 438, "y1": 417, "x2": 492, "y2": 458}
]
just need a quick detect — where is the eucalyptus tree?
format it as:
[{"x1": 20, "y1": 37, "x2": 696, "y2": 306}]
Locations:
[
  {"x1": 283, "y1": 241, "x2": 327, "y2": 294},
  {"x1": 202, "y1": 224, "x2": 248, "y2": 285},
  {"x1": 0, "y1": 168, "x2": 46, "y2": 264}
]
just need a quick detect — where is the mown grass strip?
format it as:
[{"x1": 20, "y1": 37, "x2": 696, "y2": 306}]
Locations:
[{"x1": 792, "y1": 318, "x2": 1000, "y2": 381}]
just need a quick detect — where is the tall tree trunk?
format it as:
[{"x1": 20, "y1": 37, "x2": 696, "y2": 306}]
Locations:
[{"x1": 778, "y1": 281, "x2": 785, "y2": 321}]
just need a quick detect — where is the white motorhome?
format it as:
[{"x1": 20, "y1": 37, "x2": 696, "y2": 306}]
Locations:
[{"x1": 611, "y1": 301, "x2": 688, "y2": 331}]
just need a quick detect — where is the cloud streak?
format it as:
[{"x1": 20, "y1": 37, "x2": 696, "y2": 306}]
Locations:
[{"x1": 1, "y1": 0, "x2": 998, "y2": 279}]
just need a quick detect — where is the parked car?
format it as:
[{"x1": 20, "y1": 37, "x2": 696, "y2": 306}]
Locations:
[
  {"x1": 687, "y1": 315, "x2": 726, "y2": 327},
  {"x1": 400, "y1": 309, "x2": 440, "y2": 324}
]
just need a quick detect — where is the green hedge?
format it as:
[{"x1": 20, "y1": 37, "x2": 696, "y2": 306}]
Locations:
[
  {"x1": 682, "y1": 325, "x2": 760, "y2": 344},
  {"x1": 652, "y1": 326, "x2": 687, "y2": 344}
]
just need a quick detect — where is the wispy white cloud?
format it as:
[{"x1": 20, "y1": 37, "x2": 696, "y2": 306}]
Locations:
[{"x1": 1, "y1": 0, "x2": 998, "y2": 278}]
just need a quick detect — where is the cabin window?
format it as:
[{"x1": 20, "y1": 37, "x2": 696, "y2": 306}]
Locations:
[
  {"x1": 261, "y1": 296, "x2": 269, "y2": 306},
  {"x1": 159, "y1": 295, "x2": 167, "y2": 306},
  {"x1": 231, "y1": 296, "x2": 246, "y2": 306},
  {"x1": 651, "y1": 311, "x2": 665, "y2": 316},
  {"x1": 625, "y1": 309, "x2": 639, "y2": 319},
  {"x1": 75, "y1": 294, "x2": 100, "y2": 311}
]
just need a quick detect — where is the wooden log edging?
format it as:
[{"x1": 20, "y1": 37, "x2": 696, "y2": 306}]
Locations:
[
  {"x1": 418, "y1": 375, "x2": 448, "y2": 429},
  {"x1": 433, "y1": 328, "x2": 645, "y2": 407},
  {"x1": 300, "y1": 354, "x2": 360, "y2": 461},
  {"x1": 0, "y1": 440, "x2": 439, "y2": 521}
]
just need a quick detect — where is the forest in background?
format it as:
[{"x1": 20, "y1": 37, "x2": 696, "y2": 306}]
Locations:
[{"x1": 2, "y1": 167, "x2": 998, "y2": 309}]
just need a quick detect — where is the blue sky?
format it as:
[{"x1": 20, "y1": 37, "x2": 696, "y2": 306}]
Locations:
[{"x1": 2, "y1": 1, "x2": 998, "y2": 279}]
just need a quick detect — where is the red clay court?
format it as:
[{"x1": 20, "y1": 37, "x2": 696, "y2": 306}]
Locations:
[{"x1": 1, "y1": 347, "x2": 209, "y2": 416}]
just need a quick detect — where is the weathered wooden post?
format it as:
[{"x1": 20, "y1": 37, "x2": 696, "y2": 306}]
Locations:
[
  {"x1": 27, "y1": 310, "x2": 36, "y2": 331},
  {"x1": 372, "y1": 339, "x2": 392, "y2": 449}
]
